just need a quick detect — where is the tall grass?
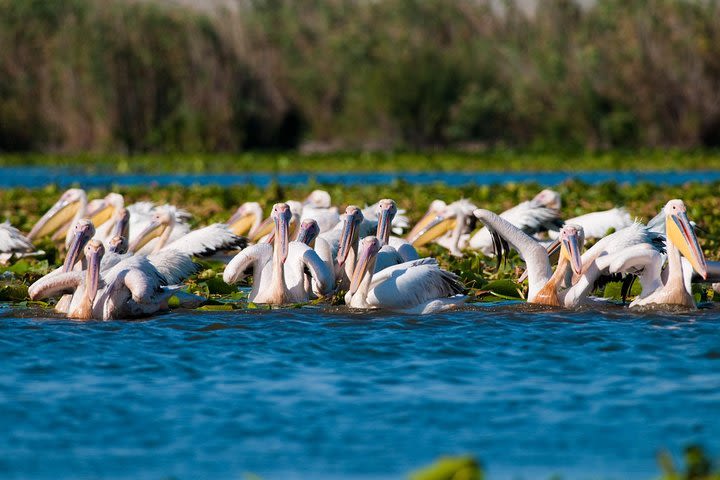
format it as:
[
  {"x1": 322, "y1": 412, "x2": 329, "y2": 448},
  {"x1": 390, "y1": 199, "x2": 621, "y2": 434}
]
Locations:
[{"x1": 1, "y1": 0, "x2": 720, "y2": 153}]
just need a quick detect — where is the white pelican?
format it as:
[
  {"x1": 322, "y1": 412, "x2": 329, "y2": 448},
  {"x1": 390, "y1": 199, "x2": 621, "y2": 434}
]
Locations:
[
  {"x1": 362, "y1": 201, "x2": 410, "y2": 235},
  {"x1": 468, "y1": 189, "x2": 563, "y2": 255},
  {"x1": 28, "y1": 188, "x2": 88, "y2": 247},
  {"x1": 0, "y1": 222, "x2": 36, "y2": 264},
  {"x1": 294, "y1": 218, "x2": 335, "y2": 297},
  {"x1": 474, "y1": 209, "x2": 594, "y2": 307},
  {"x1": 345, "y1": 236, "x2": 466, "y2": 314},
  {"x1": 374, "y1": 199, "x2": 419, "y2": 262},
  {"x1": 548, "y1": 207, "x2": 633, "y2": 241},
  {"x1": 29, "y1": 240, "x2": 202, "y2": 320},
  {"x1": 128, "y1": 205, "x2": 245, "y2": 257},
  {"x1": 226, "y1": 202, "x2": 264, "y2": 237},
  {"x1": 619, "y1": 200, "x2": 708, "y2": 308},
  {"x1": 406, "y1": 199, "x2": 478, "y2": 256},
  {"x1": 223, "y1": 203, "x2": 333, "y2": 304},
  {"x1": 302, "y1": 190, "x2": 341, "y2": 233}
]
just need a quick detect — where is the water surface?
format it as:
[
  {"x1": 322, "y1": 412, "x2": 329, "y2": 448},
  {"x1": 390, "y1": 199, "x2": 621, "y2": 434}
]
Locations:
[
  {"x1": 1, "y1": 303, "x2": 719, "y2": 479},
  {"x1": 6, "y1": 166, "x2": 720, "y2": 188}
]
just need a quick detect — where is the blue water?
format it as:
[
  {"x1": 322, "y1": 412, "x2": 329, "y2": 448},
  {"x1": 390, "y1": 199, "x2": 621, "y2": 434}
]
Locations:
[
  {"x1": 6, "y1": 166, "x2": 720, "y2": 188},
  {"x1": 2, "y1": 303, "x2": 719, "y2": 479}
]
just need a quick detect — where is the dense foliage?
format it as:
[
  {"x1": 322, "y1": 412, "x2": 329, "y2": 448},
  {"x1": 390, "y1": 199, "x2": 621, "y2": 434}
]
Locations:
[{"x1": 2, "y1": 0, "x2": 720, "y2": 153}]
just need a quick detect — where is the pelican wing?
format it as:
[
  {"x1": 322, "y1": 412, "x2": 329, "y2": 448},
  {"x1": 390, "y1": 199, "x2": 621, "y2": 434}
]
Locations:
[
  {"x1": 164, "y1": 224, "x2": 246, "y2": 257},
  {"x1": 223, "y1": 243, "x2": 272, "y2": 284},
  {"x1": 123, "y1": 267, "x2": 163, "y2": 304},
  {"x1": 302, "y1": 207, "x2": 341, "y2": 233},
  {"x1": 29, "y1": 271, "x2": 83, "y2": 300},
  {"x1": 502, "y1": 201, "x2": 564, "y2": 234},
  {"x1": 147, "y1": 249, "x2": 198, "y2": 284},
  {"x1": 367, "y1": 259, "x2": 464, "y2": 310},
  {"x1": 0, "y1": 221, "x2": 34, "y2": 253}
]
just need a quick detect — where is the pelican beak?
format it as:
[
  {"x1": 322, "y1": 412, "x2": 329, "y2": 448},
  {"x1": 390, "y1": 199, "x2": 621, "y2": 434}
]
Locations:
[
  {"x1": 408, "y1": 214, "x2": 456, "y2": 247},
  {"x1": 250, "y1": 216, "x2": 274, "y2": 243},
  {"x1": 86, "y1": 201, "x2": 114, "y2": 227},
  {"x1": 84, "y1": 241, "x2": 104, "y2": 303},
  {"x1": 227, "y1": 208, "x2": 257, "y2": 236},
  {"x1": 349, "y1": 240, "x2": 379, "y2": 295},
  {"x1": 275, "y1": 212, "x2": 290, "y2": 264},
  {"x1": 668, "y1": 211, "x2": 708, "y2": 279},
  {"x1": 561, "y1": 233, "x2": 583, "y2": 276},
  {"x1": 28, "y1": 196, "x2": 83, "y2": 240},
  {"x1": 376, "y1": 206, "x2": 394, "y2": 244},
  {"x1": 128, "y1": 220, "x2": 165, "y2": 253},
  {"x1": 62, "y1": 221, "x2": 95, "y2": 272},
  {"x1": 112, "y1": 208, "x2": 130, "y2": 240},
  {"x1": 337, "y1": 216, "x2": 358, "y2": 267}
]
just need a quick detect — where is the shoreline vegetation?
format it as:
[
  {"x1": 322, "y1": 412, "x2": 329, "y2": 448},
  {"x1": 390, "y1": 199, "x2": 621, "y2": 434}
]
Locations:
[
  {"x1": 3, "y1": 150, "x2": 720, "y2": 173},
  {"x1": 2, "y1": 0, "x2": 720, "y2": 154}
]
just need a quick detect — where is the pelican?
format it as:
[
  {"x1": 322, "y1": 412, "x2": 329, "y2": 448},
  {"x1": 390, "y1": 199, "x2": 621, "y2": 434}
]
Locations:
[
  {"x1": 548, "y1": 207, "x2": 633, "y2": 241},
  {"x1": 28, "y1": 188, "x2": 88, "y2": 246},
  {"x1": 335, "y1": 205, "x2": 406, "y2": 289},
  {"x1": 249, "y1": 200, "x2": 303, "y2": 243},
  {"x1": 620, "y1": 200, "x2": 708, "y2": 308},
  {"x1": 0, "y1": 222, "x2": 37, "y2": 264},
  {"x1": 302, "y1": 190, "x2": 341, "y2": 233},
  {"x1": 29, "y1": 240, "x2": 202, "y2": 320},
  {"x1": 226, "y1": 202, "x2": 264, "y2": 237},
  {"x1": 468, "y1": 189, "x2": 563, "y2": 255},
  {"x1": 474, "y1": 209, "x2": 594, "y2": 307},
  {"x1": 363, "y1": 201, "x2": 410, "y2": 235},
  {"x1": 223, "y1": 203, "x2": 334, "y2": 304},
  {"x1": 128, "y1": 205, "x2": 245, "y2": 257},
  {"x1": 345, "y1": 236, "x2": 466, "y2": 314},
  {"x1": 406, "y1": 199, "x2": 478, "y2": 256},
  {"x1": 374, "y1": 199, "x2": 419, "y2": 262}
]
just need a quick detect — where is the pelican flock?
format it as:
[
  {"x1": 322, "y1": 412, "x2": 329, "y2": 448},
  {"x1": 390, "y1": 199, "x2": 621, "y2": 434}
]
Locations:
[{"x1": 0, "y1": 185, "x2": 712, "y2": 321}]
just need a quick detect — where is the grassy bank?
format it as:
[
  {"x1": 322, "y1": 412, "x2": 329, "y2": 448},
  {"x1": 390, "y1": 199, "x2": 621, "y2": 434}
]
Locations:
[
  {"x1": 3, "y1": 150, "x2": 720, "y2": 173},
  {"x1": 2, "y1": 0, "x2": 720, "y2": 153},
  {"x1": 2, "y1": 179, "x2": 720, "y2": 304}
]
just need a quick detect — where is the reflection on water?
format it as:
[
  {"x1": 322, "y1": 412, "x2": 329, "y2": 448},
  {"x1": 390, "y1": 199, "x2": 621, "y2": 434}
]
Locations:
[
  {"x1": 5, "y1": 166, "x2": 720, "y2": 188},
  {"x1": 1, "y1": 303, "x2": 719, "y2": 479}
]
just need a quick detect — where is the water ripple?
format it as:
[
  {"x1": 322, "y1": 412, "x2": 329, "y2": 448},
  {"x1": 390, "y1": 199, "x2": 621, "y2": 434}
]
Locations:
[{"x1": 1, "y1": 304, "x2": 719, "y2": 479}]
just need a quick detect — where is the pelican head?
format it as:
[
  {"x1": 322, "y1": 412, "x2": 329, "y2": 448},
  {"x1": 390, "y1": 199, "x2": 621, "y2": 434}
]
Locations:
[
  {"x1": 406, "y1": 200, "x2": 447, "y2": 244},
  {"x1": 304, "y1": 190, "x2": 332, "y2": 208},
  {"x1": 227, "y1": 202, "x2": 262, "y2": 236},
  {"x1": 28, "y1": 188, "x2": 87, "y2": 241},
  {"x1": 77, "y1": 239, "x2": 105, "y2": 319},
  {"x1": 108, "y1": 235, "x2": 129, "y2": 254},
  {"x1": 376, "y1": 199, "x2": 397, "y2": 244},
  {"x1": 533, "y1": 189, "x2": 562, "y2": 210},
  {"x1": 559, "y1": 224, "x2": 584, "y2": 276},
  {"x1": 296, "y1": 219, "x2": 320, "y2": 247},
  {"x1": 664, "y1": 199, "x2": 707, "y2": 279},
  {"x1": 271, "y1": 203, "x2": 292, "y2": 263},
  {"x1": 128, "y1": 207, "x2": 176, "y2": 253},
  {"x1": 62, "y1": 219, "x2": 95, "y2": 273},
  {"x1": 349, "y1": 236, "x2": 382, "y2": 295},
  {"x1": 111, "y1": 207, "x2": 130, "y2": 240},
  {"x1": 338, "y1": 205, "x2": 364, "y2": 266},
  {"x1": 86, "y1": 193, "x2": 125, "y2": 228}
]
